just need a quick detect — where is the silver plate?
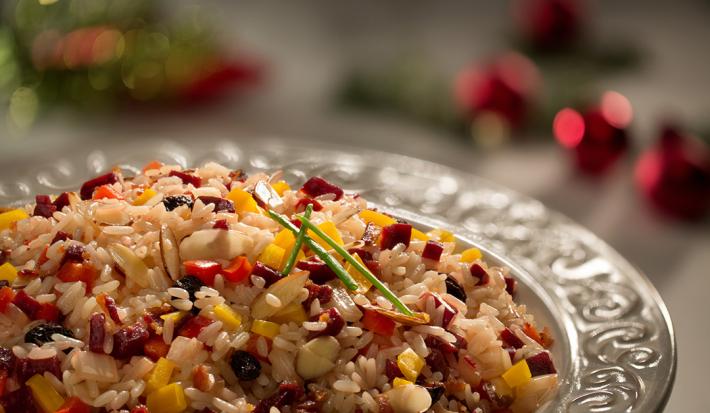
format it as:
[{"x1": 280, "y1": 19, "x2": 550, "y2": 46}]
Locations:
[{"x1": 0, "y1": 139, "x2": 675, "y2": 412}]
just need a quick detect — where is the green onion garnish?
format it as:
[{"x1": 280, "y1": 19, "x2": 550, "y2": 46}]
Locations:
[
  {"x1": 281, "y1": 203, "x2": 313, "y2": 274},
  {"x1": 298, "y1": 216, "x2": 414, "y2": 316},
  {"x1": 266, "y1": 210, "x2": 359, "y2": 291}
]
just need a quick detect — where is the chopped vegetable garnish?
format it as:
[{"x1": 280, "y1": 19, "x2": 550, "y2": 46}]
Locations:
[
  {"x1": 146, "y1": 382, "x2": 187, "y2": 413},
  {"x1": 251, "y1": 319, "x2": 280, "y2": 339},
  {"x1": 269, "y1": 301, "x2": 308, "y2": 324},
  {"x1": 502, "y1": 359, "x2": 532, "y2": 388},
  {"x1": 145, "y1": 357, "x2": 176, "y2": 393},
  {"x1": 427, "y1": 228, "x2": 454, "y2": 243},
  {"x1": 183, "y1": 260, "x2": 221, "y2": 286},
  {"x1": 226, "y1": 188, "x2": 259, "y2": 214},
  {"x1": 393, "y1": 377, "x2": 414, "y2": 387},
  {"x1": 281, "y1": 204, "x2": 313, "y2": 275},
  {"x1": 257, "y1": 244, "x2": 286, "y2": 271},
  {"x1": 213, "y1": 303, "x2": 242, "y2": 331},
  {"x1": 266, "y1": 210, "x2": 359, "y2": 291},
  {"x1": 221, "y1": 256, "x2": 253, "y2": 283},
  {"x1": 361, "y1": 308, "x2": 396, "y2": 336},
  {"x1": 460, "y1": 247, "x2": 482, "y2": 263},
  {"x1": 345, "y1": 253, "x2": 372, "y2": 294},
  {"x1": 271, "y1": 181, "x2": 290, "y2": 196},
  {"x1": 0, "y1": 209, "x2": 29, "y2": 231},
  {"x1": 27, "y1": 373, "x2": 65, "y2": 413},
  {"x1": 359, "y1": 209, "x2": 396, "y2": 227},
  {"x1": 0, "y1": 262, "x2": 17, "y2": 283},
  {"x1": 411, "y1": 228, "x2": 429, "y2": 241},
  {"x1": 307, "y1": 221, "x2": 344, "y2": 251},
  {"x1": 298, "y1": 216, "x2": 413, "y2": 315},
  {"x1": 397, "y1": 348, "x2": 425, "y2": 382},
  {"x1": 133, "y1": 188, "x2": 157, "y2": 206}
]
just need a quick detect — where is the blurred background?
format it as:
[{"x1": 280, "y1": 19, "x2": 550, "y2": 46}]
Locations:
[{"x1": 0, "y1": 0, "x2": 709, "y2": 410}]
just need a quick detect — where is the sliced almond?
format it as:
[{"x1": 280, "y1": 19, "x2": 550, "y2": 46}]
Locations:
[
  {"x1": 160, "y1": 224, "x2": 181, "y2": 280},
  {"x1": 179, "y1": 229, "x2": 253, "y2": 261},
  {"x1": 296, "y1": 336, "x2": 340, "y2": 380},
  {"x1": 251, "y1": 271, "x2": 309, "y2": 320},
  {"x1": 253, "y1": 180, "x2": 284, "y2": 209},
  {"x1": 363, "y1": 304, "x2": 430, "y2": 326},
  {"x1": 108, "y1": 244, "x2": 150, "y2": 288}
]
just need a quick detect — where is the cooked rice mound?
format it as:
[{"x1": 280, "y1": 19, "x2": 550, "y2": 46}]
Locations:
[{"x1": 0, "y1": 162, "x2": 558, "y2": 413}]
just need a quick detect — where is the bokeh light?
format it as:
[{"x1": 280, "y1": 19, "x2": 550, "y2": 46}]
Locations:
[
  {"x1": 601, "y1": 90, "x2": 633, "y2": 128},
  {"x1": 553, "y1": 108, "x2": 585, "y2": 148}
]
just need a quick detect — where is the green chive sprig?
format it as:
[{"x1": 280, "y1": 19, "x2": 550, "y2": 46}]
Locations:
[
  {"x1": 281, "y1": 203, "x2": 313, "y2": 274},
  {"x1": 298, "y1": 216, "x2": 413, "y2": 316},
  {"x1": 266, "y1": 210, "x2": 359, "y2": 291}
]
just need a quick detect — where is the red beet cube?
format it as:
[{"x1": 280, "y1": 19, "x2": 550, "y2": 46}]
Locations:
[
  {"x1": 16, "y1": 356, "x2": 61, "y2": 383},
  {"x1": 52, "y1": 192, "x2": 71, "y2": 211},
  {"x1": 309, "y1": 307, "x2": 344, "y2": 338},
  {"x1": 111, "y1": 323, "x2": 149, "y2": 359},
  {"x1": 89, "y1": 313, "x2": 106, "y2": 353},
  {"x1": 526, "y1": 351, "x2": 556, "y2": 376},
  {"x1": 251, "y1": 262, "x2": 282, "y2": 287},
  {"x1": 296, "y1": 259, "x2": 336, "y2": 284},
  {"x1": 33, "y1": 195, "x2": 56, "y2": 218},
  {"x1": 213, "y1": 219, "x2": 229, "y2": 230},
  {"x1": 470, "y1": 263, "x2": 489, "y2": 285},
  {"x1": 197, "y1": 196, "x2": 235, "y2": 213},
  {"x1": 504, "y1": 276, "x2": 517, "y2": 296},
  {"x1": 80, "y1": 172, "x2": 118, "y2": 200},
  {"x1": 500, "y1": 328, "x2": 524, "y2": 349},
  {"x1": 178, "y1": 315, "x2": 213, "y2": 339},
  {"x1": 300, "y1": 177, "x2": 344, "y2": 201},
  {"x1": 13, "y1": 291, "x2": 41, "y2": 320},
  {"x1": 422, "y1": 240, "x2": 444, "y2": 261},
  {"x1": 169, "y1": 170, "x2": 202, "y2": 188},
  {"x1": 295, "y1": 198, "x2": 323, "y2": 212},
  {"x1": 380, "y1": 223, "x2": 412, "y2": 250}
]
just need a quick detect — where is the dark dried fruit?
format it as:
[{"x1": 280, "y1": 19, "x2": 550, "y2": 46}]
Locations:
[
  {"x1": 526, "y1": 351, "x2": 556, "y2": 376},
  {"x1": 169, "y1": 170, "x2": 202, "y2": 187},
  {"x1": 52, "y1": 192, "x2": 71, "y2": 211},
  {"x1": 162, "y1": 195, "x2": 194, "y2": 211},
  {"x1": 80, "y1": 172, "x2": 118, "y2": 200},
  {"x1": 504, "y1": 276, "x2": 517, "y2": 296},
  {"x1": 197, "y1": 196, "x2": 235, "y2": 213},
  {"x1": 174, "y1": 276, "x2": 204, "y2": 302},
  {"x1": 296, "y1": 259, "x2": 336, "y2": 284},
  {"x1": 0, "y1": 385, "x2": 39, "y2": 413},
  {"x1": 230, "y1": 350, "x2": 262, "y2": 381},
  {"x1": 385, "y1": 359, "x2": 402, "y2": 380},
  {"x1": 300, "y1": 177, "x2": 344, "y2": 201},
  {"x1": 0, "y1": 347, "x2": 16, "y2": 373},
  {"x1": 50, "y1": 231, "x2": 70, "y2": 244},
  {"x1": 89, "y1": 313, "x2": 106, "y2": 353},
  {"x1": 303, "y1": 283, "x2": 333, "y2": 308},
  {"x1": 111, "y1": 323, "x2": 149, "y2": 359},
  {"x1": 33, "y1": 195, "x2": 56, "y2": 218},
  {"x1": 251, "y1": 262, "x2": 282, "y2": 287},
  {"x1": 445, "y1": 276, "x2": 467, "y2": 302},
  {"x1": 62, "y1": 244, "x2": 85, "y2": 264},
  {"x1": 423, "y1": 382, "x2": 445, "y2": 404},
  {"x1": 470, "y1": 263, "x2": 489, "y2": 285},
  {"x1": 253, "y1": 382, "x2": 305, "y2": 413},
  {"x1": 425, "y1": 348, "x2": 449, "y2": 379},
  {"x1": 380, "y1": 223, "x2": 412, "y2": 250},
  {"x1": 25, "y1": 323, "x2": 74, "y2": 346},
  {"x1": 309, "y1": 307, "x2": 344, "y2": 338}
]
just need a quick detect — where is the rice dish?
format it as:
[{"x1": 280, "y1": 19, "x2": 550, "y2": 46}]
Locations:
[{"x1": 0, "y1": 161, "x2": 558, "y2": 413}]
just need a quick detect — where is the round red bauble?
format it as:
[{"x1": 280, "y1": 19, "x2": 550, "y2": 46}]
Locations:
[
  {"x1": 512, "y1": 0, "x2": 584, "y2": 51},
  {"x1": 553, "y1": 92, "x2": 632, "y2": 174},
  {"x1": 454, "y1": 53, "x2": 540, "y2": 129},
  {"x1": 635, "y1": 126, "x2": 710, "y2": 219}
]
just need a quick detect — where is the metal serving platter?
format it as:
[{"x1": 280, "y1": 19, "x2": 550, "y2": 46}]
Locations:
[{"x1": 0, "y1": 139, "x2": 675, "y2": 412}]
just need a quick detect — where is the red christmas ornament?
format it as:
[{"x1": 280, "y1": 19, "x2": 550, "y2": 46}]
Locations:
[
  {"x1": 178, "y1": 58, "x2": 262, "y2": 104},
  {"x1": 553, "y1": 91, "x2": 632, "y2": 174},
  {"x1": 454, "y1": 53, "x2": 541, "y2": 129},
  {"x1": 635, "y1": 125, "x2": 710, "y2": 219},
  {"x1": 512, "y1": 0, "x2": 584, "y2": 51}
]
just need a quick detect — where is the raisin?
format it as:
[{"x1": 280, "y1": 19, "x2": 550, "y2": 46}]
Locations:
[
  {"x1": 423, "y1": 382, "x2": 445, "y2": 404},
  {"x1": 230, "y1": 350, "x2": 261, "y2": 381},
  {"x1": 445, "y1": 276, "x2": 467, "y2": 302},
  {"x1": 174, "y1": 276, "x2": 204, "y2": 302},
  {"x1": 24, "y1": 323, "x2": 74, "y2": 346},
  {"x1": 309, "y1": 307, "x2": 344, "y2": 338},
  {"x1": 197, "y1": 196, "x2": 235, "y2": 213},
  {"x1": 162, "y1": 195, "x2": 194, "y2": 211},
  {"x1": 0, "y1": 347, "x2": 16, "y2": 373}
]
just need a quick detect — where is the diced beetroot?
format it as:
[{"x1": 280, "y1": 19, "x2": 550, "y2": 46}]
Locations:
[
  {"x1": 55, "y1": 397, "x2": 91, "y2": 413},
  {"x1": 303, "y1": 283, "x2": 333, "y2": 308},
  {"x1": 130, "y1": 406, "x2": 149, "y2": 413},
  {"x1": 16, "y1": 356, "x2": 61, "y2": 382},
  {"x1": 385, "y1": 359, "x2": 402, "y2": 380},
  {"x1": 34, "y1": 303, "x2": 60, "y2": 322},
  {"x1": 197, "y1": 196, "x2": 235, "y2": 213},
  {"x1": 253, "y1": 382, "x2": 305, "y2": 413},
  {"x1": 0, "y1": 386, "x2": 38, "y2": 413},
  {"x1": 470, "y1": 263, "x2": 489, "y2": 285},
  {"x1": 295, "y1": 198, "x2": 323, "y2": 212},
  {"x1": 50, "y1": 231, "x2": 70, "y2": 244},
  {"x1": 309, "y1": 308, "x2": 344, "y2": 338},
  {"x1": 422, "y1": 241, "x2": 444, "y2": 261},
  {"x1": 13, "y1": 290, "x2": 41, "y2": 319},
  {"x1": 62, "y1": 244, "x2": 85, "y2": 265},
  {"x1": 52, "y1": 192, "x2": 71, "y2": 211},
  {"x1": 290, "y1": 218, "x2": 302, "y2": 229},
  {"x1": 111, "y1": 323, "x2": 149, "y2": 359},
  {"x1": 18, "y1": 269, "x2": 38, "y2": 278},
  {"x1": 169, "y1": 170, "x2": 202, "y2": 188},
  {"x1": 504, "y1": 276, "x2": 517, "y2": 296},
  {"x1": 526, "y1": 351, "x2": 556, "y2": 376},
  {"x1": 380, "y1": 223, "x2": 412, "y2": 250},
  {"x1": 361, "y1": 309, "x2": 395, "y2": 336},
  {"x1": 425, "y1": 347, "x2": 449, "y2": 379},
  {"x1": 143, "y1": 335, "x2": 170, "y2": 361},
  {"x1": 425, "y1": 335, "x2": 459, "y2": 355},
  {"x1": 251, "y1": 262, "x2": 282, "y2": 287},
  {"x1": 300, "y1": 177, "x2": 344, "y2": 201},
  {"x1": 33, "y1": 195, "x2": 56, "y2": 218},
  {"x1": 364, "y1": 259, "x2": 381, "y2": 276},
  {"x1": 500, "y1": 328, "x2": 524, "y2": 349},
  {"x1": 213, "y1": 219, "x2": 229, "y2": 230},
  {"x1": 101, "y1": 294, "x2": 122, "y2": 324},
  {"x1": 505, "y1": 347, "x2": 517, "y2": 362},
  {"x1": 178, "y1": 315, "x2": 214, "y2": 339},
  {"x1": 0, "y1": 347, "x2": 16, "y2": 376},
  {"x1": 361, "y1": 222, "x2": 380, "y2": 246},
  {"x1": 80, "y1": 172, "x2": 118, "y2": 200},
  {"x1": 89, "y1": 313, "x2": 106, "y2": 353},
  {"x1": 347, "y1": 248, "x2": 373, "y2": 261},
  {"x1": 423, "y1": 292, "x2": 457, "y2": 328},
  {"x1": 296, "y1": 259, "x2": 336, "y2": 284}
]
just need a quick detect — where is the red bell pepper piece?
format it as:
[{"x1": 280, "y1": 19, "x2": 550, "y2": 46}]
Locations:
[
  {"x1": 56, "y1": 397, "x2": 91, "y2": 413},
  {"x1": 35, "y1": 302, "x2": 60, "y2": 322},
  {"x1": 0, "y1": 287, "x2": 15, "y2": 313},
  {"x1": 361, "y1": 309, "x2": 395, "y2": 336},
  {"x1": 92, "y1": 184, "x2": 123, "y2": 200},
  {"x1": 178, "y1": 315, "x2": 214, "y2": 339},
  {"x1": 143, "y1": 335, "x2": 170, "y2": 361},
  {"x1": 184, "y1": 260, "x2": 222, "y2": 286},
  {"x1": 142, "y1": 160, "x2": 164, "y2": 173},
  {"x1": 57, "y1": 261, "x2": 98, "y2": 289},
  {"x1": 221, "y1": 256, "x2": 253, "y2": 283}
]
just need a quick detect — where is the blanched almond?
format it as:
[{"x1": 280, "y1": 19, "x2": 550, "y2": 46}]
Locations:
[
  {"x1": 251, "y1": 271, "x2": 309, "y2": 320},
  {"x1": 179, "y1": 229, "x2": 253, "y2": 261},
  {"x1": 296, "y1": 336, "x2": 340, "y2": 380},
  {"x1": 160, "y1": 224, "x2": 181, "y2": 280},
  {"x1": 109, "y1": 244, "x2": 150, "y2": 288}
]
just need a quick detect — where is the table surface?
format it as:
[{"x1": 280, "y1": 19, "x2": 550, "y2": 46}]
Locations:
[{"x1": 1, "y1": 1, "x2": 709, "y2": 411}]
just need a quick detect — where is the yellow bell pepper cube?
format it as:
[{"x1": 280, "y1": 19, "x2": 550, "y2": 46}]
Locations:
[
  {"x1": 271, "y1": 181, "x2": 291, "y2": 196},
  {"x1": 460, "y1": 248, "x2": 482, "y2": 263},
  {"x1": 26, "y1": 374, "x2": 65, "y2": 413},
  {"x1": 345, "y1": 253, "x2": 372, "y2": 294},
  {"x1": 226, "y1": 188, "x2": 259, "y2": 214},
  {"x1": 411, "y1": 228, "x2": 429, "y2": 241},
  {"x1": 392, "y1": 377, "x2": 413, "y2": 388},
  {"x1": 307, "y1": 221, "x2": 343, "y2": 251},
  {"x1": 160, "y1": 311, "x2": 188, "y2": 324},
  {"x1": 359, "y1": 210, "x2": 396, "y2": 227},
  {"x1": 397, "y1": 348, "x2": 425, "y2": 382},
  {"x1": 502, "y1": 359, "x2": 532, "y2": 388},
  {"x1": 213, "y1": 303, "x2": 242, "y2": 331},
  {"x1": 258, "y1": 244, "x2": 286, "y2": 270},
  {"x1": 133, "y1": 188, "x2": 157, "y2": 206},
  {"x1": 269, "y1": 302, "x2": 308, "y2": 324},
  {"x1": 145, "y1": 357, "x2": 176, "y2": 394},
  {"x1": 273, "y1": 229, "x2": 295, "y2": 250},
  {"x1": 0, "y1": 209, "x2": 29, "y2": 231},
  {"x1": 251, "y1": 319, "x2": 280, "y2": 339},
  {"x1": 146, "y1": 382, "x2": 187, "y2": 413},
  {"x1": 426, "y1": 228, "x2": 454, "y2": 243},
  {"x1": 0, "y1": 263, "x2": 17, "y2": 283}
]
